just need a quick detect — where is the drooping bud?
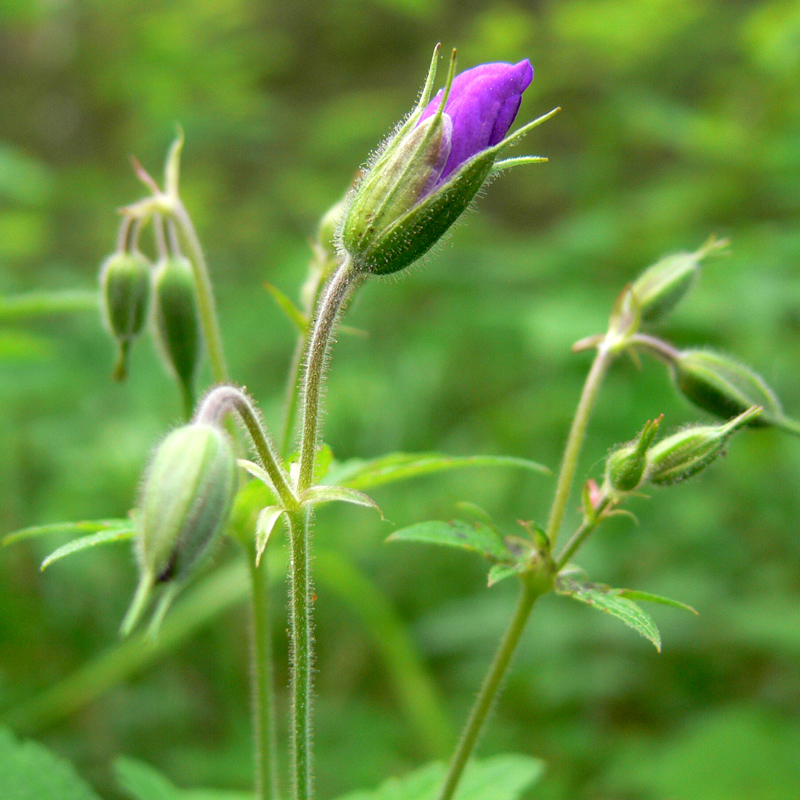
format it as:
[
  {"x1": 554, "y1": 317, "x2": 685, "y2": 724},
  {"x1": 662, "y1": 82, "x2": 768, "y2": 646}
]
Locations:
[
  {"x1": 121, "y1": 423, "x2": 236, "y2": 635},
  {"x1": 605, "y1": 415, "x2": 662, "y2": 493},
  {"x1": 671, "y1": 349, "x2": 799, "y2": 434},
  {"x1": 152, "y1": 256, "x2": 202, "y2": 416},
  {"x1": 645, "y1": 407, "x2": 760, "y2": 486},
  {"x1": 338, "y1": 50, "x2": 550, "y2": 276},
  {"x1": 99, "y1": 251, "x2": 152, "y2": 380},
  {"x1": 631, "y1": 237, "x2": 727, "y2": 323}
]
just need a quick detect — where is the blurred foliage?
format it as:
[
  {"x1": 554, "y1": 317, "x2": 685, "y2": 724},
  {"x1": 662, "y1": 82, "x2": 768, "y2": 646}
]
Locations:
[{"x1": 1, "y1": 0, "x2": 799, "y2": 799}]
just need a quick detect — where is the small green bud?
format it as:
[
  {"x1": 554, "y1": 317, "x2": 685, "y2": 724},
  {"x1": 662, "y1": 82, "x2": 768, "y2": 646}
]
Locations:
[
  {"x1": 99, "y1": 251, "x2": 152, "y2": 380},
  {"x1": 645, "y1": 407, "x2": 760, "y2": 485},
  {"x1": 671, "y1": 349, "x2": 798, "y2": 433},
  {"x1": 152, "y1": 256, "x2": 202, "y2": 415},
  {"x1": 631, "y1": 237, "x2": 727, "y2": 323},
  {"x1": 606, "y1": 415, "x2": 662, "y2": 493},
  {"x1": 139, "y1": 423, "x2": 235, "y2": 582}
]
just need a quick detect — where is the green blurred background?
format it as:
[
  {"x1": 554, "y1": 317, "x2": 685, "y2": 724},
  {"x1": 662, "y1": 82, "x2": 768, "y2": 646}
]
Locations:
[{"x1": 2, "y1": 0, "x2": 800, "y2": 798}]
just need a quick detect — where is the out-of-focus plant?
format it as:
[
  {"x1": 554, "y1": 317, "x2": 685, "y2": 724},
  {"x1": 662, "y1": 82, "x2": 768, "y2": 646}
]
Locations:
[{"x1": 1, "y1": 43, "x2": 798, "y2": 800}]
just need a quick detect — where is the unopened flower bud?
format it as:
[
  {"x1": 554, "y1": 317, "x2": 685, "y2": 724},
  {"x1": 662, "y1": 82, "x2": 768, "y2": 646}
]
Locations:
[
  {"x1": 99, "y1": 251, "x2": 151, "y2": 380},
  {"x1": 645, "y1": 407, "x2": 760, "y2": 485},
  {"x1": 137, "y1": 423, "x2": 236, "y2": 584},
  {"x1": 631, "y1": 238, "x2": 726, "y2": 323},
  {"x1": 339, "y1": 53, "x2": 543, "y2": 276},
  {"x1": 606, "y1": 415, "x2": 662, "y2": 493},
  {"x1": 671, "y1": 350, "x2": 796, "y2": 432},
  {"x1": 152, "y1": 256, "x2": 202, "y2": 415}
]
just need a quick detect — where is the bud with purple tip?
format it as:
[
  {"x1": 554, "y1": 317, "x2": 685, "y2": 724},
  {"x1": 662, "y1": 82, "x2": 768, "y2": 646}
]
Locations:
[{"x1": 339, "y1": 48, "x2": 556, "y2": 276}]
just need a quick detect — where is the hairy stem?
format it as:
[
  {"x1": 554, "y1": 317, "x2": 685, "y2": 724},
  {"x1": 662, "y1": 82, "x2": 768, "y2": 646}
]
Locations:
[
  {"x1": 170, "y1": 199, "x2": 228, "y2": 384},
  {"x1": 555, "y1": 495, "x2": 613, "y2": 571},
  {"x1": 286, "y1": 508, "x2": 313, "y2": 800},
  {"x1": 437, "y1": 577, "x2": 541, "y2": 800},
  {"x1": 281, "y1": 335, "x2": 307, "y2": 460},
  {"x1": 248, "y1": 549, "x2": 279, "y2": 800},
  {"x1": 297, "y1": 258, "x2": 360, "y2": 492},
  {"x1": 545, "y1": 344, "x2": 614, "y2": 548}
]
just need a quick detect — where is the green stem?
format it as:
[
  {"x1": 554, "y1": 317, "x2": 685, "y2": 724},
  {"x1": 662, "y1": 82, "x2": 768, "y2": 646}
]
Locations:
[
  {"x1": 545, "y1": 344, "x2": 613, "y2": 548},
  {"x1": 248, "y1": 547, "x2": 279, "y2": 800},
  {"x1": 555, "y1": 495, "x2": 612, "y2": 571},
  {"x1": 171, "y1": 199, "x2": 229, "y2": 384},
  {"x1": 281, "y1": 335, "x2": 307, "y2": 460},
  {"x1": 286, "y1": 508, "x2": 313, "y2": 800},
  {"x1": 297, "y1": 258, "x2": 360, "y2": 492},
  {"x1": 437, "y1": 577, "x2": 541, "y2": 800}
]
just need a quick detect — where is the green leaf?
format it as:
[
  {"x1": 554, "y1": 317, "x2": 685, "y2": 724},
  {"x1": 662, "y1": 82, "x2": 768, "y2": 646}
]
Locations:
[
  {"x1": 617, "y1": 589, "x2": 698, "y2": 615},
  {"x1": 335, "y1": 753, "x2": 544, "y2": 800},
  {"x1": 264, "y1": 281, "x2": 308, "y2": 333},
  {"x1": 115, "y1": 756, "x2": 253, "y2": 800},
  {"x1": 255, "y1": 506, "x2": 284, "y2": 565},
  {"x1": 301, "y1": 485, "x2": 382, "y2": 516},
  {"x1": 3, "y1": 519, "x2": 132, "y2": 547},
  {"x1": 487, "y1": 561, "x2": 528, "y2": 587},
  {"x1": 388, "y1": 520, "x2": 509, "y2": 561},
  {"x1": 557, "y1": 578, "x2": 662, "y2": 651},
  {"x1": 236, "y1": 460, "x2": 277, "y2": 492},
  {"x1": 41, "y1": 527, "x2": 136, "y2": 570},
  {"x1": 0, "y1": 726, "x2": 103, "y2": 800},
  {"x1": 327, "y1": 451, "x2": 549, "y2": 491}
]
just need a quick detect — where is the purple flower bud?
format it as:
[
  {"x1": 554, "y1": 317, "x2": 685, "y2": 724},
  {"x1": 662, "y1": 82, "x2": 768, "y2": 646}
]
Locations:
[{"x1": 417, "y1": 60, "x2": 533, "y2": 187}]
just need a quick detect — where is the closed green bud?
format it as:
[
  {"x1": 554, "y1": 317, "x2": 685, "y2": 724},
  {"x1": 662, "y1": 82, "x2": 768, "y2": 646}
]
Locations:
[
  {"x1": 645, "y1": 407, "x2": 760, "y2": 485},
  {"x1": 99, "y1": 251, "x2": 152, "y2": 380},
  {"x1": 152, "y1": 256, "x2": 202, "y2": 416},
  {"x1": 121, "y1": 423, "x2": 236, "y2": 636},
  {"x1": 671, "y1": 349, "x2": 799, "y2": 434},
  {"x1": 631, "y1": 237, "x2": 727, "y2": 323},
  {"x1": 606, "y1": 415, "x2": 662, "y2": 493}
]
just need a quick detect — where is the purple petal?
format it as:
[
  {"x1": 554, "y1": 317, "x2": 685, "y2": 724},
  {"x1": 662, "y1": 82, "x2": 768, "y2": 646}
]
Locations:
[{"x1": 418, "y1": 60, "x2": 533, "y2": 185}]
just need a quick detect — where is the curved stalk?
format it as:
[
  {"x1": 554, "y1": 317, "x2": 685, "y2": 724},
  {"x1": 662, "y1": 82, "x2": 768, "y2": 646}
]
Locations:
[
  {"x1": 170, "y1": 199, "x2": 229, "y2": 384},
  {"x1": 555, "y1": 494, "x2": 613, "y2": 571},
  {"x1": 281, "y1": 335, "x2": 307, "y2": 460},
  {"x1": 437, "y1": 576, "x2": 541, "y2": 800},
  {"x1": 545, "y1": 344, "x2": 614, "y2": 548},
  {"x1": 297, "y1": 258, "x2": 360, "y2": 491}
]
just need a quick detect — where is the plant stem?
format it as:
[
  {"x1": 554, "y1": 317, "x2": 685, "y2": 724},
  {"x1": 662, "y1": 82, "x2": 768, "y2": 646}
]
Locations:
[
  {"x1": 555, "y1": 495, "x2": 612, "y2": 571},
  {"x1": 281, "y1": 335, "x2": 307, "y2": 460},
  {"x1": 298, "y1": 258, "x2": 360, "y2": 492},
  {"x1": 286, "y1": 508, "x2": 313, "y2": 800},
  {"x1": 437, "y1": 576, "x2": 541, "y2": 800},
  {"x1": 248, "y1": 547, "x2": 279, "y2": 800},
  {"x1": 171, "y1": 199, "x2": 229, "y2": 384},
  {"x1": 545, "y1": 344, "x2": 613, "y2": 548}
]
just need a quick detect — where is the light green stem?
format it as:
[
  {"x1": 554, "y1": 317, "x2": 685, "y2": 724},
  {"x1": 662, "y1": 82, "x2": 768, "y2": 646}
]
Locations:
[
  {"x1": 248, "y1": 548, "x2": 279, "y2": 800},
  {"x1": 545, "y1": 344, "x2": 613, "y2": 547},
  {"x1": 286, "y1": 508, "x2": 313, "y2": 800},
  {"x1": 281, "y1": 335, "x2": 307, "y2": 460},
  {"x1": 555, "y1": 495, "x2": 613, "y2": 571},
  {"x1": 437, "y1": 577, "x2": 541, "y2": 800},
  {"x1": 171, "y1": 199, "x2": 229, "y2": 384},
  {"x1": 298, "y1": 258, "x2": 360, "y2": 492}
]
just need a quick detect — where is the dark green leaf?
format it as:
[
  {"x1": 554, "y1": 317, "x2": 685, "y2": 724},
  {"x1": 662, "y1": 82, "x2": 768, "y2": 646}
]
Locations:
[
  {"x1": 557, "y1": 578, "x2": 662, "y2": 651},
  {"x1": 388, "y1": 520, "x2": 509, "y2": 561}
]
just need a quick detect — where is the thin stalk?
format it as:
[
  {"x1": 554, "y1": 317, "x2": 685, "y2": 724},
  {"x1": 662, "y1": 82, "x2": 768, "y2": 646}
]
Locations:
[
  {"x1": 629, "y1": 332, "x2": 681, "y2": 364},
  {"x1": 280, "y1": 335, "x2": 307, "y2": 460},
  {"x1": 437, "y1": 577, "x2": 541, "y2": 800},
  {"x1": 286, "y1": 508, "x2": 313, "y2": 800},
  {"x1": 297, "y1": 258, "x2": 360, "y2": 492},
  {"x1": 171, "y1": 199, "x2": 228, "y2": 384},
  {"x1": 545, "y1": 344, "x2": 614, "y2": 548},
  {"x1": 555, "y1": 495, "x2": 613, "y2": 571},
  {"x1": 248, "y1": 547, "x2": 279, "y2": 800}
]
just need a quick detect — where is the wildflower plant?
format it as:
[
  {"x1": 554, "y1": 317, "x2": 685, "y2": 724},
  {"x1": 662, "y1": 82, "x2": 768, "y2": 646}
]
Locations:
[{"x1": 2, "y1": 45, "x2": 799, "y2": 800}]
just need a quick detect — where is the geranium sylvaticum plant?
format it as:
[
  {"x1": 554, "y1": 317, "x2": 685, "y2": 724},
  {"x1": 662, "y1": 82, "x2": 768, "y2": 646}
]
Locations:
[{"x1": 3, "y1": 45, "x2": 799, "y2": 800}]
